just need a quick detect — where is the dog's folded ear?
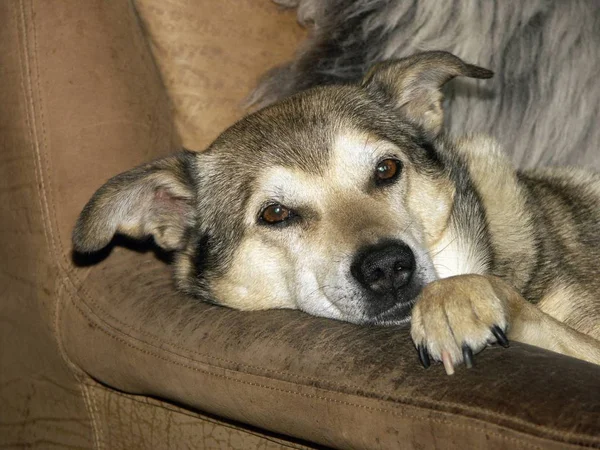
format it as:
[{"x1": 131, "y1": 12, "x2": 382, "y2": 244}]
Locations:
[
  {"x1": 73, "y1": 150, "x2": 197, "y2": 253},
  {"x1": 362, "y1": 51, "x2": 493, "y2": 137}
]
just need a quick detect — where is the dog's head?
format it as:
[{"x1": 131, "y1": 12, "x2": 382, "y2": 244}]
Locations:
[{"x1": 73, "y1": 51, "x2": 492, "y2": 325}]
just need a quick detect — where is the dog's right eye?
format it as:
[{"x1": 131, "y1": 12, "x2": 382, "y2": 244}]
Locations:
[
  {"x1": 375, "y1": 158, "x2": 402, "y2": 185},
  {"x1": 259, "y1": 203, "x2": 293, "y2": 225}
]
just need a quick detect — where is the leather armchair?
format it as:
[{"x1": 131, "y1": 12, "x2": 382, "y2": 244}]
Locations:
[{"x1": 2, "y1": 1, "x2": 599, "y2": 449}]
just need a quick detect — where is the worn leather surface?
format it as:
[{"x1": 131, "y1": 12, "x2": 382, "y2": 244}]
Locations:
[
  {"x1": 0, "y1": 1, "x2": 94, "y2": 448},
  {"x1": 86, "y1": 381, "x2": 314, "y2": 450},
  {"x1": 62, "y1": 246, "x2": 600, "y2": 449},
  {"x1": 2, "y1": 0, "x2": 600, "y2": 449}
]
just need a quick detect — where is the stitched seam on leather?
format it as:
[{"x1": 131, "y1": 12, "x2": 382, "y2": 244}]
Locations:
[
  {"x1": 69, "y1": 270, "x2": 523, "y2": 417},
  {"x1": 63, "y1": 243, "x2": 588, "y2": 445},
  {"x1": 74, "y1": 308, "x2": 552, "y2": 450},
  {"x1": 14, "y1": 1, "x2": 54, "y2": 258},
  {"x1": 62, "y1": 265, "x2": 584, "y2": 432},
  {"x1": 65, "y1": 286, "x2": 596, "y2": 449},
  {"x1": 19, "y1": 1, "x2": 56, "y2": 269},
  {"x1": 25, "y1": 0, "x2": 95, "y2": 393},
  {"x1": 57, "y1": 281, "x2": 105, "y2": 450},
  {"x1": 18, "y1": 0, "x2": 68, "y2": 370},
  {"x1": 17, "y1": 1, "x2": 100, "y2": 448},
  {"x1": 63, "y1": 279, "x2": 598, "y2": 448},
  {"x1": 89, "y1": 385, "x2": 104, "y2": 450},
  {"x1": 25, "y1": 0, "x2": 81, "y2": 378},
  {"x1": 85, "y1": 383, "x2": 314, "y2": 450},
  {"x1": 29, "y1": 0, "x2": 64, "y2": 302},
  {"x1": 81, "y1": 383, "x2": 103, "y2": 450},
  {"x1": 81, "y1": 384, "x2": 546, "y2": 450}
]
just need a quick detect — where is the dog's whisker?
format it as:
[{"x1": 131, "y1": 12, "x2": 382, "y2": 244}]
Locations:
[
  {"x1": 427, "y1": 236, "x2": 458, "y2": 259},
  {"x1": 401, "y1": 221, "x2": 414, "y2": 235},
  {"x1": 433, "y1": 264, "x2": 453, "y2": 274}
]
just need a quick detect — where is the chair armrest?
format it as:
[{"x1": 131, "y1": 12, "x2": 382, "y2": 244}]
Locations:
[{"x1": 62, "y1": 246, "x2": 600, "y2": 450}]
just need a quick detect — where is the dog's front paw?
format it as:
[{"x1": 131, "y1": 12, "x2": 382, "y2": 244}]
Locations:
[{"x1": 410, "y1": 275, "x2": 513, "y2": 375}]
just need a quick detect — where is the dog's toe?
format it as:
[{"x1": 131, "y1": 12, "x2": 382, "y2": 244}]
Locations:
[{"x1": 410, "y1": 275, "x2": 512, "y2": 374}]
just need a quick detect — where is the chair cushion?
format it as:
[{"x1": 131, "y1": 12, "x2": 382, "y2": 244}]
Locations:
[{"x1": 134, "y1": 0, "x2": 306, "y2": 150}]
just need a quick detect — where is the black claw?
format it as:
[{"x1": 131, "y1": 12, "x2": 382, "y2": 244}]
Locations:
[
  {"x1": 462, "y1": 344, "x2": 474, "y2": 369},
  {"x1": 417, "y1": 344, "x2": 431, "y2": 369},
  {"x1": 491, "y1": 325, "x2": 510, "y2": 348}
]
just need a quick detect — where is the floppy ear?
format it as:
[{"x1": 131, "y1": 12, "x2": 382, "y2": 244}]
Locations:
[
  {"x1": 73, "y1": 150, "x2": 197, "y2": 253},
  {"x1": 362, "y1": 51, "x2": 493, "y2": 137}
]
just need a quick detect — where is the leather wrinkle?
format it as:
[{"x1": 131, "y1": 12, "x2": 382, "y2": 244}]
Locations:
[
  {"x1": 80, "y1": 382, "x2": 103, "y2": 450},
  {"x1": 63, "y1": 281, "x2": 592, "y2": 449},
  {"x1": 84, "y1": 383, "x2": 314, "y2": 450}
]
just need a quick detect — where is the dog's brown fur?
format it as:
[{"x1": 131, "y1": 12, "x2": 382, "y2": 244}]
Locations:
[{"x1": 73, "y1": 52, "x2": 600, "y2": 373}]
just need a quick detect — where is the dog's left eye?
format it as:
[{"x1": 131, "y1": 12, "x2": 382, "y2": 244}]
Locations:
[
  {"x1": 375, "y1": 158, "x2": 402, "y2": 185},
  {"x1": 259, "y1": 203, "x2": 293, "y2": 225}
]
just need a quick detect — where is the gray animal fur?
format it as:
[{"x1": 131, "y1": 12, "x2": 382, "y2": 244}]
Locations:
[{"x1": 250, "y1": 0, "x2": 600, "y2": 169}]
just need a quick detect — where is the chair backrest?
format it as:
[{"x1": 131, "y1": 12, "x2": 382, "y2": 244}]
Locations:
[{"x1": 0, "y1": 1, "x2": 304, "y2": 448}]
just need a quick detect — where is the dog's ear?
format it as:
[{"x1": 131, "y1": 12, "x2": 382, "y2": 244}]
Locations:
[
  {"x1": 362, "y1": 51, "x2": 493, "y2": 137},
  {"x1": 73, "y1": 151, "x2": 197, "y2": 253}
]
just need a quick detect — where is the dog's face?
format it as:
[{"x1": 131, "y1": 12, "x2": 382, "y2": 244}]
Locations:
[
  {"x1": 73, "y1": 52, "x2": 492, "y2": 325},
  {"x1": 190, "y1": 97, "x2": 457, "y2": 325}
]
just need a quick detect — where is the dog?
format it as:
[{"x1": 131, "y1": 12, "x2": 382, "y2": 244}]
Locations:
[
  {"x1": 73, "y1": 51, "x2": 600, "y2": 375},
  {"x1": 252, "y1": 0, "x2": 600, "y2": 171}
]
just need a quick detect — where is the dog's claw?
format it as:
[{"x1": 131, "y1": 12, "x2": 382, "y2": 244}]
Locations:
[
  {"x1": 417, "y1": 344, "x2": 431, "y2": 369},
  {"x1": 491, "y1": 325, "x2": 510, "y2": 348},
  {"x1": 441, "y1": 350, "x2": 455, "y2": 375},
  {"x1": 462, "y1": 344, "x2": 474, "y2": 368}
]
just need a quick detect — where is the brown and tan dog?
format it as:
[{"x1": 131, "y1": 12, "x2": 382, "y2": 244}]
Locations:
[{"x1": 73, "y1": 52, "x2": 600, "y2": 374}]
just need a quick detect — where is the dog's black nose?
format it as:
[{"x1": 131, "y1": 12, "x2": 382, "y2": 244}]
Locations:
[{"x1": 351, "y1": 241, "x2": 415, "y2": 295}]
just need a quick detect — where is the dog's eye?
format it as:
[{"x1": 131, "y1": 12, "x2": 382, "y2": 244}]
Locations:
[
  {"x1": 260, "y1": 203, "x2": 292, "y2": 225},
  {"x1": 375, "y1": 158, "x2": 402, "y2": 185}
]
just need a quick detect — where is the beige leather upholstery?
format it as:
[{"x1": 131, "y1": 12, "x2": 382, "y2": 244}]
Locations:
[
  {"x1": 1, "y1": 1, "x2": 599, "y2": 449},
  {"x1": 135, "y1": 0, "x2": 305, "y2": 150}
]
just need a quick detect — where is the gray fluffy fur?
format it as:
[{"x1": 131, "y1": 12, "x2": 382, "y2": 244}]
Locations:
[{"x1": 250, "y1": 0, "x2": 600, "y2": 169}]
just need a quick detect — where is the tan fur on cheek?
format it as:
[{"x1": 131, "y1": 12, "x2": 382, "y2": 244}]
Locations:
[
  {"x1": 210, "y1": 236, "x2": 297, "y2": 311},
  {"x1": 406, "y1": 171, "x2": 455, "y2": 246}
]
